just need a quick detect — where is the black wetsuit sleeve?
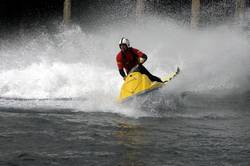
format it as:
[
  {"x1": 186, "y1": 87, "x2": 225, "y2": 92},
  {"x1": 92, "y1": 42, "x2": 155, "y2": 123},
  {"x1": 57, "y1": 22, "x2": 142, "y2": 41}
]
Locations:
[
  {"x1": 142, "y1": 54, "x2": 148, "y2": 62},
  {"x1": 119, "y1": 69, "x2": 126, "y2": 78}
]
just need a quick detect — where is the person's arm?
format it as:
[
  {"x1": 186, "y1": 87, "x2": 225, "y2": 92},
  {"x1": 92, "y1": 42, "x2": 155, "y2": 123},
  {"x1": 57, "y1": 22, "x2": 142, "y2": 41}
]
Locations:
[
  {"x1": 132, "y1": 48, "x2": 147, "y2": 64},
  {"x1": 116, "y1": 53, "x2": 126, "y2": 79},
  {"x1": 119, "y1": 69, "x2": 126, "y2": 78},
  {"x1": 139, "y1": 54, "x2": 147, "y2": 64}
]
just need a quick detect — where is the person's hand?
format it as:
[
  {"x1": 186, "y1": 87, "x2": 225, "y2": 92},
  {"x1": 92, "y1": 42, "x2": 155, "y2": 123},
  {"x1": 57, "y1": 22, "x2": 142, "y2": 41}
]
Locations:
[{"x1": 138, "y1": 57, "x2": 145, "y2": 64}]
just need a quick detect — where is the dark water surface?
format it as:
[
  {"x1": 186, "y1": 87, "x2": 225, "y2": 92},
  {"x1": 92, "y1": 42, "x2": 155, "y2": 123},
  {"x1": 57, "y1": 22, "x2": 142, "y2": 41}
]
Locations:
[{"x1": 0, "y1": 94, "x2": 250, "y2": 166}]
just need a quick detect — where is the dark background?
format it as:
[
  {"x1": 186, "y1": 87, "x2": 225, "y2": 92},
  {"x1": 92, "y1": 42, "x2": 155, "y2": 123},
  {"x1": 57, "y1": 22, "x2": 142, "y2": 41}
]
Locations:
[
  {"x1": 0, "y1": 0, "x2": 63, "y2": 33},
  {"x1": 0, "y1": 0, "x2": 249, "y2": 37}
]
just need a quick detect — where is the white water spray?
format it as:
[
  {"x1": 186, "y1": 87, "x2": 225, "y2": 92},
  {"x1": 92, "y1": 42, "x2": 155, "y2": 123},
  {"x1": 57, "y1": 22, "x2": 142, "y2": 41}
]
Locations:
[{"x1": 0, "y1": 17, "x2": 249, "y2": 116}]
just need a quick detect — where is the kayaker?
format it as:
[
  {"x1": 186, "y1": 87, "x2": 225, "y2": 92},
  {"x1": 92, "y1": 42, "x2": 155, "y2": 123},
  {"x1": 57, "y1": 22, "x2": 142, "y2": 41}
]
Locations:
[{"x1": 116, "y1": 37, "x2": 163, "y2": 82}]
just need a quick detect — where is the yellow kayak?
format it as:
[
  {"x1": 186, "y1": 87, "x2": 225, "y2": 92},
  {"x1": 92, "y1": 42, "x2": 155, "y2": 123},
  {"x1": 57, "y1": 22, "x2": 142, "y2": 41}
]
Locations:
[{"x1": 118, "y1": 67, "x2": 180, "y2": 102}]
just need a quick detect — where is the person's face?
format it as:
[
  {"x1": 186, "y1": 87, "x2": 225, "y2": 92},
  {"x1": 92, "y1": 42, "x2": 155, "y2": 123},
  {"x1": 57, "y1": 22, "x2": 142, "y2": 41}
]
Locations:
[{"x1": 120, "y1": 44, "x2": 128, "y2": 52}]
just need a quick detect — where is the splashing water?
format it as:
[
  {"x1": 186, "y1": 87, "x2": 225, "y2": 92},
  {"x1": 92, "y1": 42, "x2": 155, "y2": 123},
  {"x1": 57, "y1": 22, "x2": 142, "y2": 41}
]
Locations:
[{"x1": 0, "y1": 16, "x2": 249, "y2": 116}]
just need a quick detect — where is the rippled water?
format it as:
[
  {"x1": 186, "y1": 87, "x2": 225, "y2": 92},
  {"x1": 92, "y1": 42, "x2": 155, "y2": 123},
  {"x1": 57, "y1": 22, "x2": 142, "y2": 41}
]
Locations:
[{"x1": 0, "y1": 92, "x2": 250, "y2": 166}]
